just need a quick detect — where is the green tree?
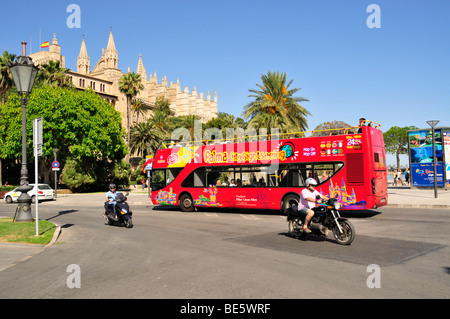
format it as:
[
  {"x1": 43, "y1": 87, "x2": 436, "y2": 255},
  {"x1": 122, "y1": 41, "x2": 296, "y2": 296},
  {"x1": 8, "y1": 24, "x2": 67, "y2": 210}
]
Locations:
[
  {"x1": 383, "y1": 126, "x2": 418, "y2": 171},
  {"x1": 314, "y1": 120, "x2": 352, "y2": 136},
  {"x1": 243, "y1": 71, "x2": 310, "y2": 134},
  {"x1": 129, "y1": 121, "x2": 164, "y2": 157},
  {"x1": 171, "y1": 114, "x2": 202, "y2": 143},
  {"x1": 0, "y1": 51, "x2": 16, "y2": 104},
  {"x1": 217, "y1": 112, "x2": 246, "y2": 130},
  {"x1": 0, "y1": 51, "x2": 15, "y2": 185},
  {"x1": 131, "y1": 98, "x2": 152, "y2": 123},
  {"x1": 0, "y1": 85, "x2": 127, "y2": 190},
  {"x1": 35, "y1": 60, "x2": 74, "y2": 89},
  {"x1": 153, "y1": 96, "x2": 174, "y2": 117},
  {"x1": 119, "y1": 72, "x2": 144, "y2": 146},
  {"x1": 112, "y1": 160, "x2": 131, "y2": 187}
]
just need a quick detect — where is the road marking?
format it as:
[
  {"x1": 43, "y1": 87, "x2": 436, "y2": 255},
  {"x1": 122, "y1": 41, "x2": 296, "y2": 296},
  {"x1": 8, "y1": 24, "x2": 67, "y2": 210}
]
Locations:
[
  {"x1": 205, "y1": 213, "x2": 218, "y2": 217},
  {"x1": 240, "y1": 214, "x2": 259, "y2": 220}
]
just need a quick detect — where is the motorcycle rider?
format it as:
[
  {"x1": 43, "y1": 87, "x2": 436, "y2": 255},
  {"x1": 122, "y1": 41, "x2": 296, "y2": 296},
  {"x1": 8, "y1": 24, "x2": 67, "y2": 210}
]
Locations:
[
  {"x1": 299, "y1": 178, "x2": 328, "y2": 233},
  {"x1": 105, "y1": 183, "x2": 118, "y2": 219}
]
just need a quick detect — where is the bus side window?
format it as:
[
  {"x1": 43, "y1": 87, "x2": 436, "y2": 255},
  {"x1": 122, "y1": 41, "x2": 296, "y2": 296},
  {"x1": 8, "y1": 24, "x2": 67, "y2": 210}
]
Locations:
[{"x1": 182, "y1": 168, "x2": 206, "y2": 187}]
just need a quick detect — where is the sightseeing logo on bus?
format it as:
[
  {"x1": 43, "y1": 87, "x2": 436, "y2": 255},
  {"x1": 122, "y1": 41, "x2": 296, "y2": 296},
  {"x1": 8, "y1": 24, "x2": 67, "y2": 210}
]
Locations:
[{"x1": 158, "y1": 134, "x2": 363, "y2": 168}]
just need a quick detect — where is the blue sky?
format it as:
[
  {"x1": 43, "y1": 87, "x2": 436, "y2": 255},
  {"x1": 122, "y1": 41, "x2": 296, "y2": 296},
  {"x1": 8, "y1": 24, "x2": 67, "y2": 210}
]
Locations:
[{"x1": 1, "y1": 0, "x2": 449, "y2": 165}]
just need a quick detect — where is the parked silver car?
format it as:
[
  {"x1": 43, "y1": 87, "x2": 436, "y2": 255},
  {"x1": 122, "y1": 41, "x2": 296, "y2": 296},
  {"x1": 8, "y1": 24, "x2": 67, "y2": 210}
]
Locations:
[{"x1": 3, "y1": 184, "x2": 55, "y2": 204}]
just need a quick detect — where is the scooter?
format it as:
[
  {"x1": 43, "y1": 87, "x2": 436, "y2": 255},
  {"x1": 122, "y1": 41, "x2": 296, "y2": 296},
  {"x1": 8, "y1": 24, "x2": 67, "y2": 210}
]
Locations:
[
  {"x1": 104, "y1": 192, "x2": 133, "y2": 228},
  {"x1": 285, "y1": 195, "x2": 355, "y2": 245}
]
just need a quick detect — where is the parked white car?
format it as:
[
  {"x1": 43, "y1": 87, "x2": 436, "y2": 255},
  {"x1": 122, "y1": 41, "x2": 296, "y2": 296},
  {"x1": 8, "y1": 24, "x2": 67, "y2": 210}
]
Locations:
[{"x1": 4, "y1": 184, "x2": 55, "y2": 204}]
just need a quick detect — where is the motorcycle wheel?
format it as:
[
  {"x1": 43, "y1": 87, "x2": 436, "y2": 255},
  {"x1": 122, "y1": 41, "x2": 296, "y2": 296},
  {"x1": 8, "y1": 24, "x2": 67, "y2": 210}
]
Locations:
[
  {"x1": 104, "y1": 212, "x2": 115, "y2": 225},
  {"x1": 288, "y1": 218, "x2": 303, "y2": 238},
  {"x1": 332, "y1": 220, "x2": 355, "y2": 245},
  {"x1": 125, "y1": 218, "x2": 133, "y2": 228}
]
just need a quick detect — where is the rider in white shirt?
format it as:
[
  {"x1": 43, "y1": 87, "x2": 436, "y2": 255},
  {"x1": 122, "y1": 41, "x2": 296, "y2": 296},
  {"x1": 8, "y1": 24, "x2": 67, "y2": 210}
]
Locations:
[{"x1": 298, "y1": 178, "x2": 327, "y2": 233}]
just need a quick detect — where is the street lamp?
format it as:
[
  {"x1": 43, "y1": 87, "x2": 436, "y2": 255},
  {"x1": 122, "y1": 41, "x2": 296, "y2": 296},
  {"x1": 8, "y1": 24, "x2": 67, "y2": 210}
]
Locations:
[
  {"x1": 426, "y1": 120, "x2": 439, "y2": 199},
  {"x1": 9, "y1": 41, "x2": 39, "y2": 222}
]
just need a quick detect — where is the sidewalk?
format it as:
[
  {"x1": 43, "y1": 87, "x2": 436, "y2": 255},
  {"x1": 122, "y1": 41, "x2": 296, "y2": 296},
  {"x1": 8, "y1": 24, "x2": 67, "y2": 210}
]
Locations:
[{"x1": 386, "y1": 186, "x2": 450, "y2": 209}]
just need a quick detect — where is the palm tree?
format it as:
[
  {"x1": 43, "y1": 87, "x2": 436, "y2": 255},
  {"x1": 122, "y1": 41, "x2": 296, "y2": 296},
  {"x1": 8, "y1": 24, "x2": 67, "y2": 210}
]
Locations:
[
  {"x1": 171, "y1": 114, "x2": 202, "y2": 144},
  {"x1": 0, "y1": 51, "x2": 16, "y2": 104},
  {"x1": 148, "y1": 111, "x2": 173, "y2": 137},
  {"x1": 36, "y1": 60, "x2": 73, "y2": 88},
  {"x1": 129, "y1": 121, "x2": 164, "y2": 157},
  {"x1": 243, "y1": 71, "x2": 310, "y2": 135},
  {"x1": 131, "y1": 98, "x2": 152, "y2": 123},
  {"x1": 119, "y1": 72, "x2": 144, "y2": 146},
  {"x1": 217, "y1": 112, "x2": 247, "y2": 130}
]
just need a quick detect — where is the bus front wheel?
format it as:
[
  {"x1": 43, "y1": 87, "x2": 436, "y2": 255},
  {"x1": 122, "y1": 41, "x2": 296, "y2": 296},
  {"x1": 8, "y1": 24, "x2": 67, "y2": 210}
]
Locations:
[
  {"x1": 282, "y1": 194, "x2": 299, "y2": 213},
  {"x1": 179, "y1": 194, "x2": 195, "y2": 212}
]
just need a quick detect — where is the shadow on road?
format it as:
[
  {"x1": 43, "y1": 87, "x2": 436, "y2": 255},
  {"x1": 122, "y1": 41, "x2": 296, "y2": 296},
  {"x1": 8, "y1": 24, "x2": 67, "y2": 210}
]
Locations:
[
  {"x1": 151, "y1": 205, "x2": 382, "y2": 219},
  {"x1": 46, "y1": 209, "x2": 78, "y2": 221}
]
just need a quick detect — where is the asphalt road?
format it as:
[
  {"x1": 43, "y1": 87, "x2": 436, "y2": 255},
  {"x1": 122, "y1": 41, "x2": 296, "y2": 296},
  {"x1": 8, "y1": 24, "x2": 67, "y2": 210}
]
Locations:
[{"x1": 0, "y1": 193, "x2": 449, "y2": 299}]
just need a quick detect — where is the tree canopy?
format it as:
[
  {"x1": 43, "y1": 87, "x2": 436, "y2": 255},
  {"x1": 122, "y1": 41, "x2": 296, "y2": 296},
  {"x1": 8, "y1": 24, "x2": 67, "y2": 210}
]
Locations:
[
  {"x1": 314, "y1": 120, "x2": 352, "y2": 136},
  {"x1": 0, "y1": 85, "x2": 128, "y2": 190},
  {"x1": 383, "y1": 126, "x2": 418, "y2": 170},
  {"x1": 243, "y1": 71, "x2": 310, "y2": 134}
]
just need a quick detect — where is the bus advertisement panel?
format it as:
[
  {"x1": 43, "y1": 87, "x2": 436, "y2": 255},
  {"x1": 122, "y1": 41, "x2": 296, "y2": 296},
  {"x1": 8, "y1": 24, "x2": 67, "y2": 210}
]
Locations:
[{"x1": 150, "y1": 125, "x2": 387, "y2": 212}]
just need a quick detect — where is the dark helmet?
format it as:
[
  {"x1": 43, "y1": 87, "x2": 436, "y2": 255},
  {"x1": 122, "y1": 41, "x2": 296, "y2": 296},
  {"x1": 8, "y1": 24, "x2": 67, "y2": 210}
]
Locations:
[{"x1": 109, "y1": 183, "x2": 116, "y2": 190}]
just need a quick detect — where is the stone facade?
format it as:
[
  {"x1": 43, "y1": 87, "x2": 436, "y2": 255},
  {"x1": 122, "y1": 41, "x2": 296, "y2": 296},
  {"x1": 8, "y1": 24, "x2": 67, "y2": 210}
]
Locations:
[{"x1": 30, "y1": 32, "x2": 218, "y2": 129}]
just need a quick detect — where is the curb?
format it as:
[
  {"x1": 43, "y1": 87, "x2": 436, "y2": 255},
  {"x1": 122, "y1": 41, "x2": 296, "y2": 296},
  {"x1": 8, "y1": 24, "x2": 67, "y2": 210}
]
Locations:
[{"x1": 387, "y1": 204, "x2": 450, "y2": 209}]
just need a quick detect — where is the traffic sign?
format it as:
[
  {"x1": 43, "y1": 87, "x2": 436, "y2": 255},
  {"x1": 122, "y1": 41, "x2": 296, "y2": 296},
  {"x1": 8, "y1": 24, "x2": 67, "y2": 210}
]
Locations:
[{"x1": 52, "y1": 161, "x2": 60, "y2": 168}]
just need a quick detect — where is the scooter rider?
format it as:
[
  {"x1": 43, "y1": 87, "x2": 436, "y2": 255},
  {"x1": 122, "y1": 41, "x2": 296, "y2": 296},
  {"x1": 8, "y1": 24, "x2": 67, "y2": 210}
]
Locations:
[
  {"x1": 105, "y1": 183, "x2": 118, "y2": 219},
  {"x1": 299, "y1": 178, "x2": 327, "y2": 233}
]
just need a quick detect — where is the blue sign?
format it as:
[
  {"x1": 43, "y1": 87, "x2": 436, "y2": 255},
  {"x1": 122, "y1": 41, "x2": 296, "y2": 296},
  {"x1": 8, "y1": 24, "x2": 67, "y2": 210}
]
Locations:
[
  {"x1": 52, "y1": 161, "x2": 60, "y2": 168},
  {"x1": 411, "y1": 162, "x2": 444, "y2": 187}
]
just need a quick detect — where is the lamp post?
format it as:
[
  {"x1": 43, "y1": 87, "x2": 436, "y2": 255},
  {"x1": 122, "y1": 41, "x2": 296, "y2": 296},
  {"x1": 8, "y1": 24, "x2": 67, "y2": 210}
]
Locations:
[
  {"x1": 426, "y1": 120, "x2": 439, "y2": 199},
  {"x1": 9, "y1": 41, "x2": 39, "y2": 222}
]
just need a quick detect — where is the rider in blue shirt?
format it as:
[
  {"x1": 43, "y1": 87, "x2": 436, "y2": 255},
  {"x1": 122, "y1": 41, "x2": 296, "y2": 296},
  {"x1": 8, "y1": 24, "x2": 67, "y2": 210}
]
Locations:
[{"x1": 105, "y1": 183, "x2": 118, "y2": 218}]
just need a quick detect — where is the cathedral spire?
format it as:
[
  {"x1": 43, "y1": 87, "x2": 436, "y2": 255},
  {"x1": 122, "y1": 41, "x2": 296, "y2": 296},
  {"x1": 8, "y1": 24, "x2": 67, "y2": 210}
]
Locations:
[
  {"x1": 106, "y1": 30, "x2": 117, "y2": 53},
  {"x1": 105, "y1": 30, "x2": 118, "y2": 69},
  {"x1": 136, "y1": 54, "x2": 147, "y2": 80},
  {"x1": 77, "y1": 37, "x2": 90, "y2": 74}
]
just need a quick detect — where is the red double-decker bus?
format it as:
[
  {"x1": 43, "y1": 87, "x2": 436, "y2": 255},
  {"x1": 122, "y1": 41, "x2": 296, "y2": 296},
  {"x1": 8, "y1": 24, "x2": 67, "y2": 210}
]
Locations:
[{"x1": 149, "y1": 123, "x2": 388, "y2": 212}]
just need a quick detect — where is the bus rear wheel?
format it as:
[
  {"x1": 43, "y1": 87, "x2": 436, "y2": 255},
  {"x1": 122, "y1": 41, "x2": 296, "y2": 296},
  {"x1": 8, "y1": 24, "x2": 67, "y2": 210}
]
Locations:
[{"x1": 179, "y1": 194, "x2": 195, "y2": 212}]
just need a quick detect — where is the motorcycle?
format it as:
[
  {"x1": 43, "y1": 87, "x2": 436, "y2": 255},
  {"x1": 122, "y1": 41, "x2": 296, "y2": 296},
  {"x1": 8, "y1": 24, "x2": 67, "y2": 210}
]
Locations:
[
  {"x1": 286, "y1": 195, "x2": 355, "y2": 245},
  {"x1": 104, "y1": 192, "x2": 133, "y2": 228}
]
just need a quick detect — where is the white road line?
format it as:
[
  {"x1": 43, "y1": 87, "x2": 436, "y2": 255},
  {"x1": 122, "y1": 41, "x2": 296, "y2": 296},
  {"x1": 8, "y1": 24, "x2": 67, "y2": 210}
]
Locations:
[
  {"x1": 205, "y1": 213, "x2": 218, "y2": 217},
  {"x1": 240, "y1": 214, "x2": 259, "y2": 220}
]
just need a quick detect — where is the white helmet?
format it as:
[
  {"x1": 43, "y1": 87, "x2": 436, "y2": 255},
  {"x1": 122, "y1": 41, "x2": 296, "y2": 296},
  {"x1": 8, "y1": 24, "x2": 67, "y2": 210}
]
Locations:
[{"x1": 305, "y1": 178, "x2": 318, "y2": 187}]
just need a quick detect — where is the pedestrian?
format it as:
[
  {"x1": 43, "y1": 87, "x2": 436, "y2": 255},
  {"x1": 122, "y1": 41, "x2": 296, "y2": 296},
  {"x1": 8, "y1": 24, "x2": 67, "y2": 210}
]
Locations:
[
  {"x1": 393, "y1": 171, "x2": 397, "y2": 186},
  {"x1": 405, "y1": 169, "x2": 410, "y2": 185},
  {"x1": 398, "y1": 170, "x2": 405, "y2": 186}
]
